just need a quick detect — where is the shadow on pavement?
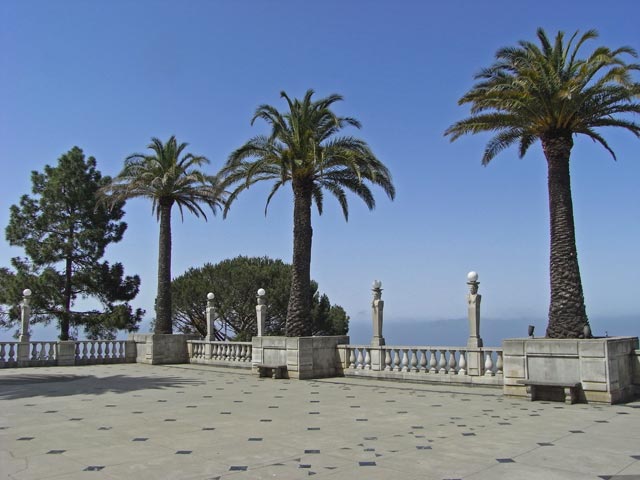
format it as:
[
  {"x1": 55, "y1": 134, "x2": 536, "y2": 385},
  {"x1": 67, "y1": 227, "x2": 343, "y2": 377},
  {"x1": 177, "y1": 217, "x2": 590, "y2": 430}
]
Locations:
[{"x1": 0, "y1": 373, "x2": 204, "y2": 400}]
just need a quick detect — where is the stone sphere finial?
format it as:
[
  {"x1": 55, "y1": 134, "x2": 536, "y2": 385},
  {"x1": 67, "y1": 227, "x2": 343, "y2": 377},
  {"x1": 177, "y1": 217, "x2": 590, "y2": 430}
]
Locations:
[
  {"x1": 207, "y1": 292, "x2": 215, "y2": 300},
  {"x1": 23, "y1": 288, "x2": 32, "y2": 297},
  {"x1": 372, "y1": 280, "x2": 382, "y2": 290},
  {"x1": 257, "y1": 288, "x2": 266, "y2": 297},
  {"x1": 467, "y1": 271, "x2": 478, "y2": 283}
]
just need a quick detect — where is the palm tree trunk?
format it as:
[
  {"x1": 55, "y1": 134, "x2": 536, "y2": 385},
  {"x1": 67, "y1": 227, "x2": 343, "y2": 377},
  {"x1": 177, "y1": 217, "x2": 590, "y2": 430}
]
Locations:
[
  {"x1": 155, "y1": 199, "x2": 173, "y2": 334},
  {"x1": 542, "y1": 133, "x2": 589, "y2": 338},
  {"x1": 286, "y1": 180, "x2": 313, "y2": 337}
]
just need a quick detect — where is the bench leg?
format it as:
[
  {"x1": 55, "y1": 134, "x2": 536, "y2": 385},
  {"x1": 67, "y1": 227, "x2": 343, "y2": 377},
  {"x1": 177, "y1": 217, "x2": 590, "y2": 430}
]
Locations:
[
  {"x1": 526, "y1": 385, "x2": 535, "y2": 401},
  {"x1": 564, "y1": 387, "x2": 576, "y2": 404},
  {"x1": 274, "y1": 367, "x2": 284, "y2": 379}
]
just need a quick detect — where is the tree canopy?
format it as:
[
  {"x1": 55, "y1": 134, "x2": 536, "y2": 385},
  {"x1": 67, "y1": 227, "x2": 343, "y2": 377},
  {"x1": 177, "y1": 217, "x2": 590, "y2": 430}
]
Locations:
[
  {"x1": 171, "y1": 256, "x2": 349, "y2": 340},
  {"x1": 1, "y1": 147, "x2": 143, "y2": 340}
]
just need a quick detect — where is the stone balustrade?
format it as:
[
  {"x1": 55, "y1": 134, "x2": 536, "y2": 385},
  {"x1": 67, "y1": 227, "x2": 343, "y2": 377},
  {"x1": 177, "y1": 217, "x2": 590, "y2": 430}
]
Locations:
[
  {"x1": 0, "y1": 342, "x2": 18, "y2": 367},
  {"x1": 75, "y1": 340, "x2": 130, "y2": 364},
  {"x1": 187, "y1": 340, "x2": 252, "y2": 368},
  {"x1": 29, "y1": 341, "x2": 58, "y2": 364},
  {"x1": 0, "y1": 340, "x2": 134, "y2": 368},
  {"x1": 339, "y1": 344, "x2": 503, "y2": 386}
]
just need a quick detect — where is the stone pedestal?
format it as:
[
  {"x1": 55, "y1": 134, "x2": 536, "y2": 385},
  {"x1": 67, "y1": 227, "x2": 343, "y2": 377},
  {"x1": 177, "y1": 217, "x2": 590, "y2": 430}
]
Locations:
[
  {"x1": 465, "y1": 349, "x2": 483, "y2": 376},
  {"x1": 503, "y1": 336, "x2": 639, "y2": 404},
  {"x1": 128, "y1": 333, "x2": 199, "y2": 365},
  {"x1": 57, "y1": 341, "x2": 77, "y2": 366},
  {"x1": 16, "y1": 342, "x2": 31, "y2": 367},
  {"x1": 252, "y1": 335, "x2": 349, "y2": 379}
]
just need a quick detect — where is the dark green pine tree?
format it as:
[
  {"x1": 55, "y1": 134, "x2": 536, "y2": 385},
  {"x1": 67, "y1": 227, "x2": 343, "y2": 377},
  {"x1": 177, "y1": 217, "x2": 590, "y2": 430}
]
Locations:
[{"x1": 2, "y1": 147, "x2": 143, "y2": 340}]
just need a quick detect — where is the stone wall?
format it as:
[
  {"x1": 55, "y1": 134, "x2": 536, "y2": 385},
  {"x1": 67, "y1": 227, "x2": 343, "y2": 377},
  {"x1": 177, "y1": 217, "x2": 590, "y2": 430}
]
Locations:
[
  {"x1": 129, "y1": 333, "x2": 200, "y2": 365},
  {"x1": 252, "y1": 336, "x2": 348, "y2": 379},
  {"x1": 503, "y1": 336, "x2": 639, "y2": 404}
]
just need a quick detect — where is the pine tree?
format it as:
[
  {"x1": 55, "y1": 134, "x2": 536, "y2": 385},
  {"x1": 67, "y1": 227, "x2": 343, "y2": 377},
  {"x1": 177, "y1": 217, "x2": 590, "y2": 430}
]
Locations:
[{"x1": 1, "y1": 147, "x2": 143, "y2": 340}]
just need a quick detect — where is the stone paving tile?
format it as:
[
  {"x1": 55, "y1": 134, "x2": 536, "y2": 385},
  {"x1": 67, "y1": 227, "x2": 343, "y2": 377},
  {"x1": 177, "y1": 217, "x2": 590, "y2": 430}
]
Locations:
[{"x1": 1, "y1": 363, "x2": 639, "y2": 480}]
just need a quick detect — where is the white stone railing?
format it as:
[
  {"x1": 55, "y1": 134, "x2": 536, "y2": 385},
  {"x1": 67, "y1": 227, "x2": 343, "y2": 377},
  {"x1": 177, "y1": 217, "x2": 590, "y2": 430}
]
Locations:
[
  {"x1": 338, "y1": 345, "x2": 503, "y2": 385},
  {"x1": 0, "y1": 342, "x2": 19, "y2": 367},
  {"x1": 0, "y1": 340, "x2": 134, "y2": 368},
  {"x1": 29, "y1": 341, "x2": 58, "y2": 364},
  {"x1": 74, "y1": 340, "x2": 129, "y2": 364},
  {"x1": 187, "y1": 340, "x2": 253, "y2": 367},
  {"x1": 0, "y1": 341, "x2": 58, "y2": 367}
]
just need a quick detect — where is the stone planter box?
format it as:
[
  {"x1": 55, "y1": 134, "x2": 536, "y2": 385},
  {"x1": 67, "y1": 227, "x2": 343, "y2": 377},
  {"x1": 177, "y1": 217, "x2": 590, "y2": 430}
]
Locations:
[
  {"x1": 503, "y1": 336, "x2": 639, "y2": 404},
  {"x1": 129, "y1": 333, "x2": 200, "y2": 365},
  {"x1": 252, "y1": 335, "x2": 349, "y2": 380}
]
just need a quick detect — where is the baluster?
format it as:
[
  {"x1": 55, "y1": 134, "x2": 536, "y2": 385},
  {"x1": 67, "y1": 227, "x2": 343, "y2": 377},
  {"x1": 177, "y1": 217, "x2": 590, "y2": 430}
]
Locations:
[
  {"x1": 429, "y1": 349, "x2": 437, "y2": 373},
  {"x1": 448, "y1": 349, "x2": 458, "y2": 374},
  {"x1": 496, "y1": 351, "x2": 503, "y2": 375},
  {"x1": 393, "y1": 348, "x2": 401, "y2": 372},
  {"x1": 356, "y1": 348, "x2": 364, "y2": 369},
  {"x1": 216, "y1": 344, "x2": 222, "y2": 360},
  {"x1": 0, "y1": 343, "x2": 6, "y2": 362},
  {"x1": 410, "y1": 348, "x2": 419, "y2": 372},
  {"x1": 458, "y1": 350, "x2": 467, "y2": 375},
  {"x1": 105, "y1": 342, "x2": 112, "y2": 359},
  {"x1": 79, "y1": 342, "x2": 86, "y2": 360},
  {"x1": 247, "y1": 345, "x2": 252, "y2": 362},
  {"x1": 484, "y1": 350, "x2": 494, "y2": 376},
  {"x1": 420, "y1": 349, "x2": 428, "y2": 373},
  {"x1": 363, "y1": 348, "x2": 371, "y2": 370},
  {"x1": 31, "y1": 342, "x2": 38, "y2": 360},
  {"x1": 348, "y1": 348, "x2": 356, "y2": 369},
  {"x1": 88, "y1": 342, "x2": 95, "y2": 360},
  {"x1": 75, "y1": 342, "x2": 81, "y2": 360},
  {"x1": 401, "y1": 348, "x2": 409, "y2": 372},
  {"x1": 8, "y1": 343, "x2": 16, "y2": 362},
  {"x1": 438, "y1": 349, "x2": 447, "y2": 374},
  {"x1": 384, "y1": 349, "x2": 392, "y2": 371},
  {"x1": 119, "y1": 341, "x2": 125, "y2": 358},
  {"x1": 47, "y1": 343, "x2": 54, "y2": 360},
  {"x1": 97, "y1": 342, "x2": 104, "y2": 361}
]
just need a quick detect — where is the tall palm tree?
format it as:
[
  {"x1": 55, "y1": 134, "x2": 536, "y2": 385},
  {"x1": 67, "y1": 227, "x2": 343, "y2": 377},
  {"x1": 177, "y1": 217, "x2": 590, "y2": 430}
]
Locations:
[
  {"x1": 445, "y1": 28, "x2": 640, "y2": 338},
  {"x1": 99, "y1": 136, "x2": 224, "y2": 334},
  {"x1": 220, "y1": 90, "x2": 395, "y2": 336}
]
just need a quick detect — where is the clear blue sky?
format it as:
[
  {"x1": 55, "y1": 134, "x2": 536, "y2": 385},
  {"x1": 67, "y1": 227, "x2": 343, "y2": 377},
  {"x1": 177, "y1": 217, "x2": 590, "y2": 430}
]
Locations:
[{"x1": 1, "y1": 0, "x2": 639, "y2": 343}]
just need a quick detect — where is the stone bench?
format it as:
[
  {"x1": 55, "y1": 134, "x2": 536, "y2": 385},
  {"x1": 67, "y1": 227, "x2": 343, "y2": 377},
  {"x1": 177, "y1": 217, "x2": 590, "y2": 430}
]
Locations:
[
  {"x1": 518, "y1": 380, "x2": 581, "y2": 404},
  {"x1": 256, "y1": 363, "x2": 287, "y2": 379}
]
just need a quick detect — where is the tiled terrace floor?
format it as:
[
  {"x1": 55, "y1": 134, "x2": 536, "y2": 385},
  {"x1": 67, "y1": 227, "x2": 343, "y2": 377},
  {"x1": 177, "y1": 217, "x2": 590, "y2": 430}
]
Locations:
[{"x1": 1, "y1": 363, "x2": 639, "y2": 479}]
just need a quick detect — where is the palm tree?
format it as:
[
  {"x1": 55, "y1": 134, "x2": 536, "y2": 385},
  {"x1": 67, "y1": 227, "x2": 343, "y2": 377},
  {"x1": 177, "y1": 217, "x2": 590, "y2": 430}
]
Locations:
[
  {"x1": 99, "y1": 136, "x2": 224, "y2": 334},
  {"x1": 220, "y1": 90, "x2": 395, "y2": 336},
  {"x1": 445, "y1": 28, "x2": 640, "y2": 338}
]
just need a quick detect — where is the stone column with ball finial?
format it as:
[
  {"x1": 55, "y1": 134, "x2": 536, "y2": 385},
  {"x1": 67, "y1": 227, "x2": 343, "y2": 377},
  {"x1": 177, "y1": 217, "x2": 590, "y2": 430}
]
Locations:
[
  {"x1": 17, "y1": 289, "x2": 32, "y2": 366},
  {"x1": 256, "y1": 288, "x2": 267, "y2": 337}
]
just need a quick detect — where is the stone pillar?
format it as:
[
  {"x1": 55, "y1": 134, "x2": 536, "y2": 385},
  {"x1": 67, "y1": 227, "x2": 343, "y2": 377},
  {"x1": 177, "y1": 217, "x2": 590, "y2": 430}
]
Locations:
[
  {"x1": 124, "y1": 340, "x2": 137, "y2": 363},
  {"x1": 17, "y1": 289, "x2": 32, "y2": 366},
  {"x1": 205, "y1": 292, "x2": 216, "y2": 341},
  {"x1": 371, "y1": 280, "x2": 385, "y2": 347},
  {"x1": 256, "y1": 288, "x2": 266, "y2": 337},
  {"x1": 466, "y1": 271, "x2": 483, "y2": 348},
  {"x1": 19, "y1": 289, "x2": 32, "y2": 343},
  {"x1": 465, "y1": 272, "x2": 484, "y2": 376},
  {"x1": 57, "y1": 341, "x2": 77, "y2": 366}
]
